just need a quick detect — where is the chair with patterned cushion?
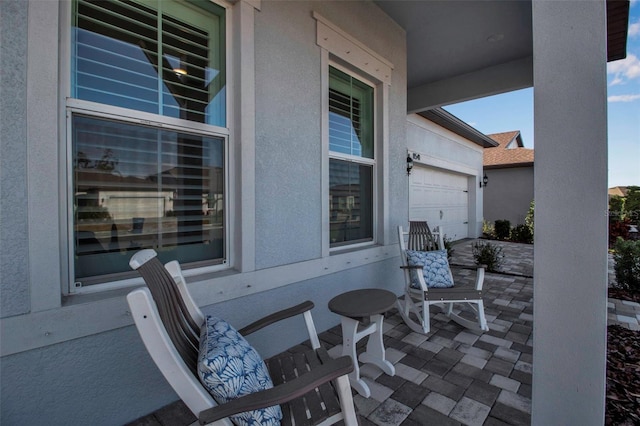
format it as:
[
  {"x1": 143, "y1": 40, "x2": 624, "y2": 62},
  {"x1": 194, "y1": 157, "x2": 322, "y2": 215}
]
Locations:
[
  {"x1": 127, "y1": 249, "x2": 357, "y2": 426},
  {"x1": 397, "y1": 221, "x2": 489, "y2": 334}
]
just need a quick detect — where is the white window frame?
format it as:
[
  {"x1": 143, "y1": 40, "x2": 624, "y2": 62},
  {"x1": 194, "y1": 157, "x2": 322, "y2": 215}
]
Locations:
[
  {"x1": 314, "y1": 12, "x2": 393, "y2": 256},
  {"x1": 62, "y1": 0, "x2": 234, "y2": 294},
  {"x1": 327, "y1": 62, "x2": 378, "y2": 251}
]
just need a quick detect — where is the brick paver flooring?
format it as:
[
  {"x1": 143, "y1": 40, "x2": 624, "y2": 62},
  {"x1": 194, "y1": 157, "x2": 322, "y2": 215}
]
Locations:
[
  {"x1": 130, "y1": 239, "x2": 634, "y2": 426},
  {"x1": 320, "y1": 241, "x2": 535, "y2": 426}
]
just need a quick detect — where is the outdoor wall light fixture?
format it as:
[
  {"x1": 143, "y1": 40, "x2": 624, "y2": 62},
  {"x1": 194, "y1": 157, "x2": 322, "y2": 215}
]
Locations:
[
  {"x1": 479, "y1": 173, "x2": 489, "y2": 188},
  {"x1": 406, "y1": 154, "x2": 414, "y2": 175}
]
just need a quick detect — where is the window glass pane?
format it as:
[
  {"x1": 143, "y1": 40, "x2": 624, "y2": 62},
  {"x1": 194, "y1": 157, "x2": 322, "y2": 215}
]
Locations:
[
  {"x1": 329, "y1": 159, "x2": 373, "y2": 246},
  {"x1": 329, "y1": 66, "x2": 373, "y2": 159},
  {"x1": 73, "y1": 115, "x2": 225, "y2": 282},
  {"x1": 72, "y1": 0, "x2": 226, "y2": 126}
]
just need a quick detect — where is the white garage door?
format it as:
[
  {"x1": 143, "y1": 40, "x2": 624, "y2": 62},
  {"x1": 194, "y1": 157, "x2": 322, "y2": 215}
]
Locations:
[{"x1": 409, "y1": 166, "x2": 469, "y2": 240}]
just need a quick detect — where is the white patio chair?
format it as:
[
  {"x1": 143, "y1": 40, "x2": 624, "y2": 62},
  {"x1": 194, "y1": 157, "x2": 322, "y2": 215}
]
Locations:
[
  {"x1": 397, "y1": 222, "x2": 489, "y2": 334},
  {"x1": 127, "y1": 249, "x2": 357, "y2": 426}
]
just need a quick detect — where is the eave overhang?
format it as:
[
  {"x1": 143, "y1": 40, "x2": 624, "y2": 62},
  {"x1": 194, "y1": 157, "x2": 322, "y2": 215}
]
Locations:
[{"x1": 418, "y1": 108, "x2": 499, "y2": 148}]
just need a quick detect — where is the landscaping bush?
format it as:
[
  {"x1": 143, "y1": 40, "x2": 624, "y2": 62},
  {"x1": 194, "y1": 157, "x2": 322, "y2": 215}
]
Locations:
[
  {"x1": 494, "y1": 220, "x2": 511, "y2": 240},
  {"x1": 472, "y1": 241, "x2": 504, "y2": 272},
  {"x1": 609, "y1": 218, "x2": 631, "y2": 247},
  {"x1": 613, "y1": 238, "x2": 640, "y2": 293},
  {"x1": 525, "y1": 200, "x2": 534, "y2": 238},
  {"x1": 442, "y1": 235, "x2": 455, "y2": 260},
  {"x1": 482, "y1": 220, "x2": 495, "y2": 239},
  {"x1": 510, "y1": 224, "x2": 533, "y2": 244}
]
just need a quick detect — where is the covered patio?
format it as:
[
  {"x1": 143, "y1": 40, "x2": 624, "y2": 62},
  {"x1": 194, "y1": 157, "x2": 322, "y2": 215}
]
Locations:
[
  {"x1": 126, "y1": 241, "x2": 519, "y2": 425},
  {"x1": 130, "y1": 239, "x2": 635, "y2": 425},
  {"x1": 0, "y1": 1, "x2": 628, "y2": 424}
]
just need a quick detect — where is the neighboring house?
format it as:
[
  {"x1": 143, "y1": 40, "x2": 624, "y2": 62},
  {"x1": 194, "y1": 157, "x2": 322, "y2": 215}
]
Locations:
[
  {"x1": 609, "y1": 185, "x2": 629, "y2": 198},
  {"x1": 0, "y1": 1, "x2": 628, "y2": 424},
  {"x1": 483, "y1": 130, "x2": 535, "y2": 225}
]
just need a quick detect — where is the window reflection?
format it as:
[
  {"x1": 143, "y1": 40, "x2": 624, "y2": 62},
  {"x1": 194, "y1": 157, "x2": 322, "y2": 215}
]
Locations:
[
  {"x1": 329, "y1": 159, "x2": 373, "y2": 246},
  {"x1": 73, "y1": 115, "x2": 225, "y2": 279}
]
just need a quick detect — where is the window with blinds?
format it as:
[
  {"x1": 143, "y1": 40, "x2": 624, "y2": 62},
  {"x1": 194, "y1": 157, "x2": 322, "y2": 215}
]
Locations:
[
  {"x1": 72, "y1": 0, "x2": 225, "y2": 126},
  {"x1": 73, "y1": 115, "x2": 225, "y2": 282},
  {"x1": 69, "y1": 0, "x2": 228, "y2": 287},
  {"x1": 328, "y1": 66, "x2": 375, "y2": 247},
  {"x1": 329, "y1": 66, "x2": 373, "y2": 159}
]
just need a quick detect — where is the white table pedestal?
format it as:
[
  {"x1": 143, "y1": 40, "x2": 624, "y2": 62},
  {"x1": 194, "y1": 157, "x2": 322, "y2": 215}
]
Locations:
[{"x1": 339, "y1": 314, "x2": 395, "y2": 397}]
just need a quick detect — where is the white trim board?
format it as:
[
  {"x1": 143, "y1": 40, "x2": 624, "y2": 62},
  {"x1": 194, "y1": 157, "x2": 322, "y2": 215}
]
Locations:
[{"x1": 313, "y1": 11, "x2": 393, "y2": 85}]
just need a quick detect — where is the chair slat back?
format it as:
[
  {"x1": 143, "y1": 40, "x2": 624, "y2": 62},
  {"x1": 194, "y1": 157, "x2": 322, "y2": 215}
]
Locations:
[
  {"x1": 408, "y1": 221, "x2": 438, "y2": 251},
  {"x1": 136, "y1": 257, "x2": 200, "y2": 373}
]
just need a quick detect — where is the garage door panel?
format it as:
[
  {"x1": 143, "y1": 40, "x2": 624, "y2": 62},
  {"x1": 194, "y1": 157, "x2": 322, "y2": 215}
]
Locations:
[{"x1": 409, "y1": 166, "x2": 469, "y2": 240}]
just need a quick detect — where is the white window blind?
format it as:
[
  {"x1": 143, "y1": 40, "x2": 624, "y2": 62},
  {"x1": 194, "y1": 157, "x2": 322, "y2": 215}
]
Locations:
[
  {"x1": 328, "y1": 66, "x2": 374, "y2": 247},
  {"x1": 72, "y1": 0, "x2": 225, "y2": 126},
  {"x1": 328, "y1": 66, "x2": 373, "y2": 159}
]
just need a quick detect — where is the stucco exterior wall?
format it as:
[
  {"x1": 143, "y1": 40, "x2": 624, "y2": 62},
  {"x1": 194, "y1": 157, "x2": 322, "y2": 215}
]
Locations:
[
  {"x1": 483, "y1": 166, "x2": 534, "y2": 225},
  {"x1": 1, "y1": 259, "x2": 398, "y2": 425},
  {"x1": 406, "y1": 114, "x2": 485, "y2": 238},
  {"x1": 0, "y1": 0, "x2": 30, "y2": 317},
  {"x1": 531, "y1": 1, "x2": 608, "y2": 422},
  {"x1": 254, "y1": 1, "x2": 407, "y2": 269},
  {"x1": 0, "y1": 1, "x2": 407, "y2": 424}
]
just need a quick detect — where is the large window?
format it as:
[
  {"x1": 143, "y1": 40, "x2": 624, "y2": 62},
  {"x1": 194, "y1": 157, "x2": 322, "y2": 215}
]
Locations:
[
  {"x1": 69, "y1": 0, "x2": 227, "y2": 288},
  {"x1": 328, "y1": 66, "x2": 374, "y2": 247}
]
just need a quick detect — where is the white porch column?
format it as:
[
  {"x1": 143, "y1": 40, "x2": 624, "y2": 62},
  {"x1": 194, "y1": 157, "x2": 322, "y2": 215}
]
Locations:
[{"x1": 532, "y1": 1, "x2": 608, "y2": 424}]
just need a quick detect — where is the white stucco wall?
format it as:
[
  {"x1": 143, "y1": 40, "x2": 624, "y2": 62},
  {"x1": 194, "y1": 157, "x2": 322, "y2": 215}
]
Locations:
[
  {"x1": 0, "y1": 1, "x2": 407, "y2": 424},
  {"x1": 0, "y1": 0, "x2": 30, "y2": 317},
  {"x1": 483, "y1": 166, "x2": 534, "y2": 225},
  {"x1": 532, "y1": 1, "x2": 608, "y2": 423},
  {"x1": 406, "y1": 114, "x2": 485, "y2": 238}
]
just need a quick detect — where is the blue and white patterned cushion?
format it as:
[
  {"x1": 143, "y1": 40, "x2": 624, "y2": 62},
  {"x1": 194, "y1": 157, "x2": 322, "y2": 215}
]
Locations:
[
  {"x1": 197, "y1": 315, "x2": 282, "y2": 426},
  {"x1": 406, "y1": 249, "x2": 454, "y2": 289}
]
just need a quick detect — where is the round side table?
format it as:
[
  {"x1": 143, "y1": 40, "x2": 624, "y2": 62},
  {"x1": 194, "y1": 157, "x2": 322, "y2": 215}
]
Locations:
[{"x1": 328, "y1": 288, "x2": 397, "y2": 397}]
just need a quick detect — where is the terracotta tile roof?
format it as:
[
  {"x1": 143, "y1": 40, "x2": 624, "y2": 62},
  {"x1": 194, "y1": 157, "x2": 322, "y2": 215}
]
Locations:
[
  {"x1": 608, "y1": 186, "x2": 629, "y2": 197},
  {"x1": 484, "y1": 130, "x2": 534, "y2": 167}
]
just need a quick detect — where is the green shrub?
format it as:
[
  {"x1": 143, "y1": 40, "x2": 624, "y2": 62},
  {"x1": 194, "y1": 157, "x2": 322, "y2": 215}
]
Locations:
[
  {"x1": 510, "y1": 224, "x2": 533, "y2": 244},
  {"x1": 482, "y1": 220, "x2": 495, "y2": 238},
  {"x1": 442, "y1": 235, "x2": 455, "y2": 260},
  {"x1": 494, "y1": 220, "x2": 511, "y2": 240},
  {"x1": 525, "y1": 200, "x2": 534, "y2": 238},
  {"x1": 609, "y1": 218, "x2": 631, "y2": 247},
  {"x1": 472, "y1": 241, "x2": 504, "y2": 272},
  {"x1": 77, "y1": 205, "x2": 111, "y2": 221},
  {"x1": 613, "y1": 238, "x2": 640, "y2": 292}
]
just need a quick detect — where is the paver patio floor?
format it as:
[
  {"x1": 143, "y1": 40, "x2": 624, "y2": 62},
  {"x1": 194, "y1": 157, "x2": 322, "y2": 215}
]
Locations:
[{"x1": 129, "y1": 239, "x2": 636, "y2": 426}]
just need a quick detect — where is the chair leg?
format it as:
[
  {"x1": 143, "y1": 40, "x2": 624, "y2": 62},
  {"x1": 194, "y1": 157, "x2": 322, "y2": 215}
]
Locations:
[
  {"x1": 396, "y1": 298, "x2": 430, "y2": 334},
  {"x1": 477, "y1": 300, "x2": 489, "y2": 331},
  {"x1": 403, "y1": 294, "x2": 412, "y2": 318},
  {"x1": 446, "y1": 302, "x2": 454, "y2": 316},
  {"x1": 335, "y1": 375, "x2": 358, "y2": 426},
  {"x1": 421, "y1": 300, "x2": 431, "y2": 334}
]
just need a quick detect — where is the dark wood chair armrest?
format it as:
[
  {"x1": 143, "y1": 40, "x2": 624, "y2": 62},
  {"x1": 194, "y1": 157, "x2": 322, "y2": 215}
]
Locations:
[
  {"x1": 238, "y1": 301, "x2": 315, "y2": 336},
  {"x1": 400, "y1": 265, "x2": 423, "y2": 270},
  {"x1": 198, "y1": 355, "x2": 353, "y2": 425}
]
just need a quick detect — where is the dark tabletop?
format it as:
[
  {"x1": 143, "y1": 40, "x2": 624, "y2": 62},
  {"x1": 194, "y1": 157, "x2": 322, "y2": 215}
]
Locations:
[{"x1": 328, "y1": 288, "x2": 397, "y2": 319}]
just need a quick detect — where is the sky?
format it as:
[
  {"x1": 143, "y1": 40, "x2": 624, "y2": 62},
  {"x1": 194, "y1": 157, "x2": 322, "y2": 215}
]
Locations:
[{"x1": 445, "y1": 2, "x2": 640, "y2": 188}]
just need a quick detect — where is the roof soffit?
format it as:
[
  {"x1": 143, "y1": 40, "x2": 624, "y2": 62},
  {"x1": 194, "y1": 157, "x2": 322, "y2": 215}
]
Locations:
[{"x1": 375, "y1": 0, "x2": 629, "y2": 111}]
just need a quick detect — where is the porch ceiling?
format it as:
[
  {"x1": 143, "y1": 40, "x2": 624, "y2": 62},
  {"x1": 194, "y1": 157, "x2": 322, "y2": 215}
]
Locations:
[{"x1": 375, "y1": 0, "x2": 629, "y2": 113}]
